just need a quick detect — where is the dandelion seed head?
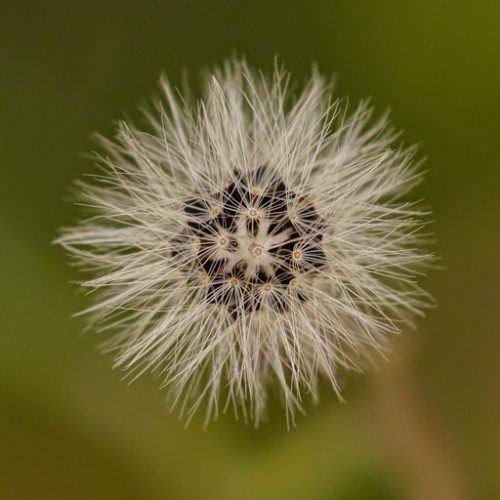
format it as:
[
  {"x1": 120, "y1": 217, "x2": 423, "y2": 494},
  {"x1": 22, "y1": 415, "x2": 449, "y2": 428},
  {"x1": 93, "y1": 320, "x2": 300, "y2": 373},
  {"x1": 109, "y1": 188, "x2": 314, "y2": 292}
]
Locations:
[{"x1": 57, "y1": 58, "x2": 433, "y2": 425}]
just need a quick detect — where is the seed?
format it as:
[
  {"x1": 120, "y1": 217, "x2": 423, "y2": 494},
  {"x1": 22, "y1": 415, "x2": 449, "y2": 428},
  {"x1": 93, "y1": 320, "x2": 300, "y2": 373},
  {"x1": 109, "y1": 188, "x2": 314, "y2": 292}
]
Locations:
[
  {"x1": 253, "y1": 245, "x2": 264, "y2": 256},
  {"x1": 247, "y1": 207, "x2": 258, "y2": 218}
]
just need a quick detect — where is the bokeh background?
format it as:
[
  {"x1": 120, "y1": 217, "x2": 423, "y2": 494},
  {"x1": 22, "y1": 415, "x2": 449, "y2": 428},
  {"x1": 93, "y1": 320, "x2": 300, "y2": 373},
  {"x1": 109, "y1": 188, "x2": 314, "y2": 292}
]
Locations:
[{"x1": 1, "y1": 1, "x2": 499, "y2": 499}]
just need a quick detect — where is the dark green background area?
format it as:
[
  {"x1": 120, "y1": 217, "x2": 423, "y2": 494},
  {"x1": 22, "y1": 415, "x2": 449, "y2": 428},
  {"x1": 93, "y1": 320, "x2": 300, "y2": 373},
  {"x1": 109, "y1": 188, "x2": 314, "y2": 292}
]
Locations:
[{"x1": 1, "y1": 1, "x2": 498, "y2": 499}]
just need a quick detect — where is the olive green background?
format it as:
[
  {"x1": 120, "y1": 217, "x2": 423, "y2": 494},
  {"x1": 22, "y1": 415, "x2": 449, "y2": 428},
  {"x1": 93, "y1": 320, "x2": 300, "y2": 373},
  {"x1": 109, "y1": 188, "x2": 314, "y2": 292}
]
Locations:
[{"x1": 1, "y1": 1, "x2": 498, "y2": 499}]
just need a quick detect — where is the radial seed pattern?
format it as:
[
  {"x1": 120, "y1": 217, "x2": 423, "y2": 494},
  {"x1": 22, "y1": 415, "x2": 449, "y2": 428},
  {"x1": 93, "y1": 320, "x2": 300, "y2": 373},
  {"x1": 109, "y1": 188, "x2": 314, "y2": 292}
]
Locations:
[
  {"x1": 174, "y1": 166, "x2": 326, "y2": 319},
  {"x1": 57, "y1": 59, "x2": 433, "y2": 425}
]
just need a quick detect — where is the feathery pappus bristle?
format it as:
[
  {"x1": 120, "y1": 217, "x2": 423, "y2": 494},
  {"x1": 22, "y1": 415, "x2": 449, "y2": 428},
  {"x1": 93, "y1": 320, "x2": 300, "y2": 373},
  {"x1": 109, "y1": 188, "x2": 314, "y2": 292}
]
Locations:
[{"x1": 57, "y1": 58, "x2": 434, "y2": 426}]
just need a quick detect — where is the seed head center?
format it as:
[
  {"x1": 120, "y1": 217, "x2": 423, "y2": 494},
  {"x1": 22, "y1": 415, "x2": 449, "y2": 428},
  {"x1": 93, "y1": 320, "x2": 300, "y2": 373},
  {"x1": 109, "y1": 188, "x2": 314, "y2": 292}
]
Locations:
[{"x1": 177, "y1": 166, "x2": 328, "y2": 317}]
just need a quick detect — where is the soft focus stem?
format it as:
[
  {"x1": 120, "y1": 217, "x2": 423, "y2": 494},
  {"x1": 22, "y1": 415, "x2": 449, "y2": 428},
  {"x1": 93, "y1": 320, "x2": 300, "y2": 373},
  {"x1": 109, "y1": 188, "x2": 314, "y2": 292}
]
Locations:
[{"x1": 367, "y1": 338, "x2": 477, "y2": 500}]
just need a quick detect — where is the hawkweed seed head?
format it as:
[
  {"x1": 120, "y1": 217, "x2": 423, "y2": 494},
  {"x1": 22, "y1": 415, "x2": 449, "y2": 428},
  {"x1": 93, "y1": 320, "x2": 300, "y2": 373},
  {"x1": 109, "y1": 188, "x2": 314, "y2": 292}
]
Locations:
[{"x1": 57, "y1": 58, "x2": 433, "y2": 426}]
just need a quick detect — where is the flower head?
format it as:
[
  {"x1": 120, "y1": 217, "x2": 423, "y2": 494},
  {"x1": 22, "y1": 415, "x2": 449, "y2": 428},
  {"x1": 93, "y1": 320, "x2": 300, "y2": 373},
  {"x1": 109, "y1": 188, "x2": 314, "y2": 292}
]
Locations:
[{"x1": 58, "y1": 59, "x2": 432, "y2": 425}]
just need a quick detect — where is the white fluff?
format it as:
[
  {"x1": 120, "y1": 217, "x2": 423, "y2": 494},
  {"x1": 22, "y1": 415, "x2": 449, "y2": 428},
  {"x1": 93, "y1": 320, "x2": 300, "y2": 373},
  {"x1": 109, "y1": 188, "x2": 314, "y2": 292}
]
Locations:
[{"x1": 57, "y1": 58, "x2": 433, "y2": 425}]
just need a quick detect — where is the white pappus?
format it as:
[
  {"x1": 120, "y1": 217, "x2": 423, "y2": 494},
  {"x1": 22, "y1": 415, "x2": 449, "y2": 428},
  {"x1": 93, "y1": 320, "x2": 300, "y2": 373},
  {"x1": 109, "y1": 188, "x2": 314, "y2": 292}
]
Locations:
[{"x1": 57, "y1": 58, "x2": 433, "y2": 426}]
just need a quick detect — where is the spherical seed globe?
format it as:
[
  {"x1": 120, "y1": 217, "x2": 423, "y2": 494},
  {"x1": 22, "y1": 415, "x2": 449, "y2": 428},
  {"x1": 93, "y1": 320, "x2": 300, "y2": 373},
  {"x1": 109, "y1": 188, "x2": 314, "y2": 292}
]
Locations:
[{"x1": 57, "y1": 59, "x2": 433, "y2": 425}]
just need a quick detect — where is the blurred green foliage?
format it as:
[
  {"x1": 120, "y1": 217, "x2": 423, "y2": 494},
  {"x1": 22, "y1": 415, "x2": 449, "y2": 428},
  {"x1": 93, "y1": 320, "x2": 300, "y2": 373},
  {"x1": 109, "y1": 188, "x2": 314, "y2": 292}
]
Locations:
[{"x1": 1, "y1": 1, "x2": 498, "y2": 499}]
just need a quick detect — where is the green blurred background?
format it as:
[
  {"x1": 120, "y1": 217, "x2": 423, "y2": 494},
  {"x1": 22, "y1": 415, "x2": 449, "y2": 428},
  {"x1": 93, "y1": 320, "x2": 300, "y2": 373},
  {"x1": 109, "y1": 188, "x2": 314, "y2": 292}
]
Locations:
[{"x1": 1, "y1": 1, "x2": 499, "y2": 499}]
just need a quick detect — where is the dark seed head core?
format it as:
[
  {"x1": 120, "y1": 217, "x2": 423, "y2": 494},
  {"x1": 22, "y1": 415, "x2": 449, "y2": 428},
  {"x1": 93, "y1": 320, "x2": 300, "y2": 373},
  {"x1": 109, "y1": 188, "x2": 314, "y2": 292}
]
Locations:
[{"x1": 173, "y1": 166, "x2": 327, "y2": 317}]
